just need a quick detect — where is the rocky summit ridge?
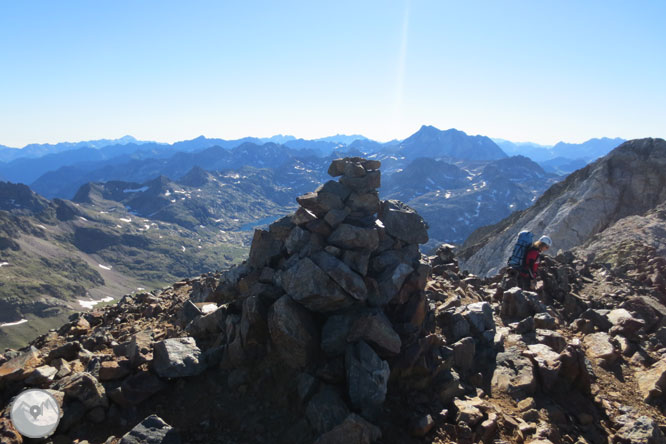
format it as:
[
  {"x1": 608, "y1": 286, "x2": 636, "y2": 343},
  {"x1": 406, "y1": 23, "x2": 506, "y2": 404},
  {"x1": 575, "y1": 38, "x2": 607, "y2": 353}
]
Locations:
[
  {"x1": 460, "y1": 138, "x2": 666, "y2": 277},
  {"x1": 1, "y1": 156, "x2": 666, "y2": 444}
]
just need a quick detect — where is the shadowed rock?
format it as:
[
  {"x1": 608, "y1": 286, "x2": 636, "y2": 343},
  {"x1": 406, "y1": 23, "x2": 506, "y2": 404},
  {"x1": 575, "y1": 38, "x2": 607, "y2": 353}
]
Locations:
[
  {"x1": 281, "y1": 257, "x2": 354, "y2": 312},
  {"x1": 345, "y1": 340, "x2": 390, "y2": 420},
  {"x1": 268, "y1": 295, "x2": 319, "y2": 369},
  {"x1": 120, "y1": 415, "x2": 181, "y2": 444}
]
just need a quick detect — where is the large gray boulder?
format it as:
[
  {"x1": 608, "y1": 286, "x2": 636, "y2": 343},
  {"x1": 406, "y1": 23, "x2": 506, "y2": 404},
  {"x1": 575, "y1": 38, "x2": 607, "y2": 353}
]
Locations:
[
  {"x1": 321, "y1": 312, "x2": 360, "y2": 357},
  {"x1": 153, "y1": 337, "x2": 205, "y2": 378},
  {"x1": 285, "y1": 226, "x2": 311, "y2": 255},
  {"x1": 613, "y1": 415, "x2": 666, "y2": 444},
  {"x1": 345, "y1": 341, "x2": 390, "y2": 420},
  {"x1": 340, "y1": 171, "x2": 381, "y2": 193},
  {"x1": 240, "y1": 295, "x2": 269, "y2": 360},
  {"x1": 342, "y1": 250, "x2": 371, "y2": 276},
  {"x1": 372, "y1": 263, "x2": 414, "y2": 306},
  {"x1": 583, "y1": 332, "x2": 618, "y2": 366},
  {"x1": 347, "y1": 192, "x2": 380, "y2": 215},
  {"x1": 328, "y1": 224, "x2": 379, "y2": 251},
  {"x1": 297, "y1": 189, "x2": 344, "y2": 217},
  {"x1": 462, "y1": 301, "x2": 495, "y2": 334},
  {"x1": 318, "y1": 180, "x2": 353, "y2": 201},
  {"x1": 306, "y1": 385, "x2": 350, "y2": 435},
  {"x1": 524, "y1": 344, "x2": 561, "y2": 391},
  {"x1": 637, "y1": 359, "x2": 666, "y2": 402},
  {"x1": 120, "y1": 371, "x2": 166, "y2": 405},
  {"x1": 378, "y1": 200, "x2": 428, "y2": 245},
  {"x1": 312, "y1": 251, "x2": 368, "y2": 301},
  {"x1": 347, "y1": 309, "x2": 402, "y2": 357},
  {"x1": 491, "y1": 347, "x2": 536, "y2": 397},
  {"x1": 268, "y1": 295, "x2": 319, "y2": 369},
  {"x1": 120, "y1": 415, "x2": 181, "y2": 444},
  {"x1": 248, "y1": 229, "x2": 283, "y2": 269},
  {"x1": 501, "y1": 287, "x2": 545, "y2": 320},
  {"x1": 54, "y1": 372, "x2": 108, "y2": 409},
  {"x1": 281, "y1": 257, "x2": 354, "y2": 312},
  {"x1": 185, "y1": 305, "x2": 227, "y2": 338}
]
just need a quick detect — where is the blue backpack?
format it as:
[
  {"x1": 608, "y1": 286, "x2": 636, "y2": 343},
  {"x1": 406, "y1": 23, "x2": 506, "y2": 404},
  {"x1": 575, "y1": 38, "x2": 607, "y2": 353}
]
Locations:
[{"x1": 508, "y1": 230, "x2": 533, "y2": 269}]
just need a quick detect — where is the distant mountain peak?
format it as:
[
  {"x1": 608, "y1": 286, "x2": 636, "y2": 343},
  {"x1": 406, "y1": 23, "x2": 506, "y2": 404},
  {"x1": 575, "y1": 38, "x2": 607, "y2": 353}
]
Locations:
[
  {"x1": 399, "y1": 125, "x2": 507, "y2": 161},
  {"x1": 179, "y1": 166, "x2": 213, "y2": 187}
]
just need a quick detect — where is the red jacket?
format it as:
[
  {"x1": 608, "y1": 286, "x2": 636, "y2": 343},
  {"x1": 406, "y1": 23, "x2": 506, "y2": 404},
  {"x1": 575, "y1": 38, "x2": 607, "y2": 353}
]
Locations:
[{"x1": 521, "y1": 247, "x2": 540, "y2": 278}]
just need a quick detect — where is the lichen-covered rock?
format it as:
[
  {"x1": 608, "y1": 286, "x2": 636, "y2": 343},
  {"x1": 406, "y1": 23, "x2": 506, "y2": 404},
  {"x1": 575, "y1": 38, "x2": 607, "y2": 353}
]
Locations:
[{"x1": 98, "y1": 360, "x2": 131, "y2": 381}]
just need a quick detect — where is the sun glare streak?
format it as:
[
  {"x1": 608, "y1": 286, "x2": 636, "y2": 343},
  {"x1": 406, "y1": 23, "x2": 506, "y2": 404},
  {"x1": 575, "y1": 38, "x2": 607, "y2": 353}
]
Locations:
[{"x1": 391, "y1": 0, "x2": 410, "y2": 138}]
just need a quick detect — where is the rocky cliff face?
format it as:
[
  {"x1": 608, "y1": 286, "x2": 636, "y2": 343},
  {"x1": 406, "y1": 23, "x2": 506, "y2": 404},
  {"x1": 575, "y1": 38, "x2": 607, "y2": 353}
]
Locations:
[{"x1": 459, "y1": 138, "x2": 666, "y2": 276}]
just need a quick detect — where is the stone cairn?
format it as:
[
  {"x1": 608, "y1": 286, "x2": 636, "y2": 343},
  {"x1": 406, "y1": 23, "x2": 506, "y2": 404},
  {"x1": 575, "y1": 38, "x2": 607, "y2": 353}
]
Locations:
[{"x1": 187, "y1": 157, "x2": 432, "y2": 440}]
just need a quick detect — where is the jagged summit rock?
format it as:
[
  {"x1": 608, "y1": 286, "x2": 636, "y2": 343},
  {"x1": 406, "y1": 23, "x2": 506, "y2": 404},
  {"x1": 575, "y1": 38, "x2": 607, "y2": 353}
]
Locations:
[
  {"x1": 0, "y1": 181, "x2": 51, "y2": 213},
  {"x1": 460, "y1": 137, "x2": 666, "y2": 277}
]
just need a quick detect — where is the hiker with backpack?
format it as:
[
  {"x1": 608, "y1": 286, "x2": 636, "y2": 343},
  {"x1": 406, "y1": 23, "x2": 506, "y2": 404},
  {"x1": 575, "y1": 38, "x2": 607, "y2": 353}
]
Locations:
[{"x1": 506, "y1": 231, "x2": 553, "y2": 291}]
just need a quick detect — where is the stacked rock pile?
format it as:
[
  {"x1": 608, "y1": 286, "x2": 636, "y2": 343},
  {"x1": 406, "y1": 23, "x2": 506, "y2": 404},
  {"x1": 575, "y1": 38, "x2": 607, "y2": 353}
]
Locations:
[{"x1": 185, "y1": 157, "x2": 432, "y2": 441}]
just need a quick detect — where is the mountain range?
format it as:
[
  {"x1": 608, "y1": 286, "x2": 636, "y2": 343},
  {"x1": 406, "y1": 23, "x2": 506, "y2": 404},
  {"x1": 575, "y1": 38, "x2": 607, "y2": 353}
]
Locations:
[
  {"x1": 0, "y1": 127, "x2": 625, "y2": 187},
  {"x1": 0, "y1": 126, "x2": 644, "y2": 350},
  {"x1": 494, "y1": 137, "x2": 626, "y2": 167}
]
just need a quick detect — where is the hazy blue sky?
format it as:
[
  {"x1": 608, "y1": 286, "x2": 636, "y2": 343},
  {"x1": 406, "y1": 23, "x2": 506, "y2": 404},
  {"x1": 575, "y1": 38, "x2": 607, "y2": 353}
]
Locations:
[{"x1": 1, "y1": 1, "x2": 664, "y2": 147}]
